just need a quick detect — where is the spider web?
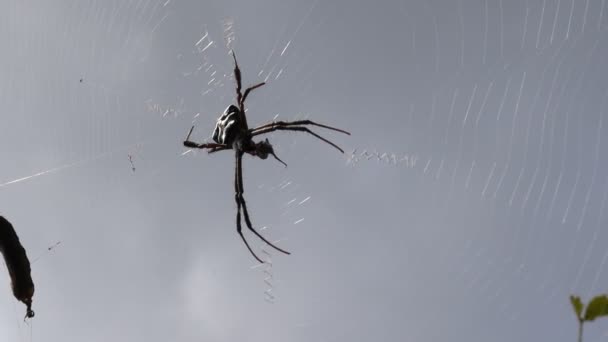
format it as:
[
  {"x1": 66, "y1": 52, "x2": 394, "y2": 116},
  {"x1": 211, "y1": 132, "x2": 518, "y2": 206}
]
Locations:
[
  {"x1": 0, "y1": 1, "x2": 174, "y2": 340},
  {"x1": 346, "y1": 1, "x2": 608, "y2": 341},
  {"x1": 4, "y1": 1, "x2": 608, "y2": 342},
  {"x1": 0, "y1": 1, "x2": 329, "y2": 341}
]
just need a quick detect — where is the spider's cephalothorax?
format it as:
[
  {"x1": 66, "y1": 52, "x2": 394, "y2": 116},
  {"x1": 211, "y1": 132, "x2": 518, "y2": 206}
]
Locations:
[{"x1": 183, "y1": 50, "x2": 351, "y2": 263}]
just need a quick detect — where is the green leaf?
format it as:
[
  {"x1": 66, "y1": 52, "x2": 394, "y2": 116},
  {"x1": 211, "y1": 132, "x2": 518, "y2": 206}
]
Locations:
[
  {"x1": 571, "y1": 295, "x2": 584, "y2": 319},
  {"x1": 584, "y1": 295, "x2": 608, "y2": 322}
]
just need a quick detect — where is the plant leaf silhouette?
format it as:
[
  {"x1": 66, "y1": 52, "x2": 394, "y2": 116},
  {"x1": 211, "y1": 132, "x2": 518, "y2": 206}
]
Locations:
[
  {"x1": 571, "y1": 295, "x2": 584, "y2": 319},
  {"x1": 584, "y1": 295, "x2": 608, "y2": 322}
]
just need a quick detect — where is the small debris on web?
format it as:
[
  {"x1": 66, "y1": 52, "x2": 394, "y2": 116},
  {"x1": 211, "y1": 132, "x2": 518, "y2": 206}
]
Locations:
[
  {"x1": 128, "y1": 154, "x2": 136, "y2": 172},
  {"x1": 127, "y1": 144, "x2": 145, "y2": 172},
  {"x1": 31, "y1": 241, "x2": 62, "y2": 264},
  {"x1": 46, "y1": 241, "x2": 61, "y2": 252}
]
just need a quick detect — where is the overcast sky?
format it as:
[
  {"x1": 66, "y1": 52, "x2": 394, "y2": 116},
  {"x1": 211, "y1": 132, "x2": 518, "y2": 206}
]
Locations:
[{"x1": 1, "y1": 0, "x2": 608, "y2": 341}]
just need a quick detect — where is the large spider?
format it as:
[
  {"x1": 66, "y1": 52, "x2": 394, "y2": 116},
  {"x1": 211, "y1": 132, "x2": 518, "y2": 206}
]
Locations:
[{"x1": 184, "y1": 51, "x2": 350, "y2": 263}]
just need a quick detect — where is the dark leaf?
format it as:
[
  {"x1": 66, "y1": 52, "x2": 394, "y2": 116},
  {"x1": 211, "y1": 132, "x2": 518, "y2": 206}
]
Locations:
[
  {"x1": 584, "y1": 295, "x2": 608, "y2": 322},
  {"x1": 571, "y1": 295, "x2": 584, "y2": 319}
]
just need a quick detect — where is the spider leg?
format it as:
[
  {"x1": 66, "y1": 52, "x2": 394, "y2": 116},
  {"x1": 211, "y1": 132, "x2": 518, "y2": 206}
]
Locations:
[
  {"x1": 252, "y1": 126, "x2": 346, "y2": 153},
  {"x1": 251, "y1": 120, "x2": 351, "y2": 136},
  {"x1": 208, "y1": 145, "x2": 232, "y2": 154},
  {"x1": 184, "y1": 141, "x2": 227, "y2": 150},
  {"x1": 231, "y1": 51, "x2": 243, "y2": 107},
  {"x1": 185, "y1": 125, "x2": 195, "y2": 140},
  {"x1": 239, "y1": 196, "x2": 291, "y2": 255},
  {"x1": 183, "y1": 126, "x2": 227, "y2": 150},
  {"x1": 236, "y1": 151, "x2": 291, "y2": 256},
  {"x1": 242, "y1": 82, "x2": 265, "y2": 105},
  {"x1": 234, "y1": 152, "x2": 265, "y2": 263},
  {"x1": 231, "y1": 51, "x2": 267, "y2": 128},
  {"x1": 236, "y1": 210, "x2": 264, "y2": 263}
]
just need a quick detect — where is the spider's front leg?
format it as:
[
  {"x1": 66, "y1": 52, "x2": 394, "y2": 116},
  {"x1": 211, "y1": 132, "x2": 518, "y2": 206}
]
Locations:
[
  {"x1": 242, "y1": 82, "x2": 265, "y2": 106},
  {"x1": 183, "y1": 125, "x2": 227, "y2": 150},
  {"x1": 230, "y1": 50, "x2": 266, "y2": 125},
  {"x1": 231, "y1": 51, "x2": 243, "y2": 106},
  {"x1": 234, "y1": 151, "x2": 290, "y2": 263}
]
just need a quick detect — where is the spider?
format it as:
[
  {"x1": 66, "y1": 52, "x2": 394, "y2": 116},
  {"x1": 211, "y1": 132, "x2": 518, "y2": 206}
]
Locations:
[{"x1": 183, "y1": 51, "x2": 350, "y2": 263}]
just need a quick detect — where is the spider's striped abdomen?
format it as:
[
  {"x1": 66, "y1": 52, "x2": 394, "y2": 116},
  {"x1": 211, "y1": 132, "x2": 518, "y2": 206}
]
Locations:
[{"x1": 212, "y1": 105, "x2": 245, "y2": 145}]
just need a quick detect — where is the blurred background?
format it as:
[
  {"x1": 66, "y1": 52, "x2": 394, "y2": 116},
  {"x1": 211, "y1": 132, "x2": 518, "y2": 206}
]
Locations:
[{"x1": 1, "y1": 0, "x2": 608, "y2": 341}]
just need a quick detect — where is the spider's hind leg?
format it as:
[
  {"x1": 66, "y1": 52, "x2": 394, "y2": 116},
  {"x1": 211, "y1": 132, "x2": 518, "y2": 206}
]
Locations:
[
  {"x1": 235, "y1": 152, "x2": 290, "y2": 259},
  {"x1": 235, "y1": 198, "x2": 264, "y2": 263},
  {"x1": 239, "y1": 195, "x2": 291, "y2": 255}
]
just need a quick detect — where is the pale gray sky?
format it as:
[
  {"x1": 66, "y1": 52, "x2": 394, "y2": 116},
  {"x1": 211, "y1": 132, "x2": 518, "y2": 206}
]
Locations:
[{"x1": 1, "y1": 0, "x2": 608, "y2": 341}]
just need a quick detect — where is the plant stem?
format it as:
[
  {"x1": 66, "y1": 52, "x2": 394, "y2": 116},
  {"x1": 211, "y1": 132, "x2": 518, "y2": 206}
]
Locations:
[{"x1": 578, "y1": 319, "x2": 583, "y2": 342}]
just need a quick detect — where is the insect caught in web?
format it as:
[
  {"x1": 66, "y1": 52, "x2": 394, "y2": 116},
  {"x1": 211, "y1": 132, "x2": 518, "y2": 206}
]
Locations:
[{"x1": 183, "y1": 51, "x2": 350, "y2": 263}]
